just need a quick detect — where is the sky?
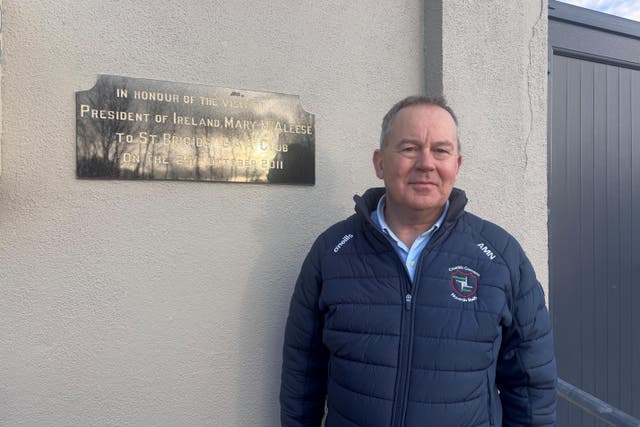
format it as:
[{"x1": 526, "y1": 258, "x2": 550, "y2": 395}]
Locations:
[{"x1": 558, "y1": 0, "x2": 640, "y2": 21}]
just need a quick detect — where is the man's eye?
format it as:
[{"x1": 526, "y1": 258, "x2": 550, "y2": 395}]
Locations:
[
  {"x1": 433, "y1": 148, "x2": 452, "y2": 158},
  {"x1": 402, "y1": 146, "x2": 418, "y2": 152}
]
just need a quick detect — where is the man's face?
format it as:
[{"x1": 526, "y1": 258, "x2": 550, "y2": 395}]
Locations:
[{"x1": 373, "y1": 104, "x2": 462, "y2": 216}]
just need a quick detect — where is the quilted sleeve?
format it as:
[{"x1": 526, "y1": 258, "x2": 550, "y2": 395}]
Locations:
[
  {"x1": 497, "y1": 244, "x2": 557, "y2": 426},
  {"x1": 280, "y1": 239, "x2": 329, "y2": 427}
]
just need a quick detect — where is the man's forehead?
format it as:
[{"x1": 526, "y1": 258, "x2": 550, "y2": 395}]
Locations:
[
  {"x1": 395, "y1": 104, "x2": 455, "y2": 122},
  {"x1": 390, "y1": 105, "x2": 457, "y2": 135}
]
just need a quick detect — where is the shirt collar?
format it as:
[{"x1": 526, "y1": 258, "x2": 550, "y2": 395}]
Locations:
[{"x1": 374, "y1": 194, "x2": 449, "y2": 240}]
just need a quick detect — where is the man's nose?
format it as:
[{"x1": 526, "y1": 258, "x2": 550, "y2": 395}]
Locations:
[{"x1": 415, "y1": 148, "x2": 436, "y2": 170}]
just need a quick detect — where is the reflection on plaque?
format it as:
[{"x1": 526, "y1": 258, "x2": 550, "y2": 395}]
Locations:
[{"x1": 76, "y1": 75, "x2": 315, "y2": 185}]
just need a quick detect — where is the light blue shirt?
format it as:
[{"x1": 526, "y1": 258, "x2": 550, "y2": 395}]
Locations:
[{"x1": 371, "y1": 195, "x2": 449, "y2": 283}]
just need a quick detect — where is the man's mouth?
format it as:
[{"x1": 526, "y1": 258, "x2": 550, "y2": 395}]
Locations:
[{"x1": 409, "y1": 181, "x2": 437, "y2": 189}]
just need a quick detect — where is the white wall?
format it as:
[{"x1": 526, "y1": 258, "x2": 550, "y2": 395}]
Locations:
[
  {"x1": 0, "y1": 1, "x2": 548, "y2": 425},
  {"x1": 0, "y1": 1, "x2": 425, "y2": 425},
  {"x1": 0, "y1": 0, "x2": 3, "y2": 173},
  {"x1": 437, "y1": 0, "x2": 550, "y2": 290}
]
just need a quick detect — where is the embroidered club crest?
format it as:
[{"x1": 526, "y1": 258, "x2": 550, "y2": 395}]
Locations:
[{"x1": 451, "y1": 269, "x2": 478, "y2": 299}]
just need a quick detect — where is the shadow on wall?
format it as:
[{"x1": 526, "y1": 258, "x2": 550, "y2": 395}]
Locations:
[
  {"x1": 267, "y1": 132, "x2": 315, "y2": 185},
  {"x1": 233, "y1": 164, "x2": 340, "y2": 425}
]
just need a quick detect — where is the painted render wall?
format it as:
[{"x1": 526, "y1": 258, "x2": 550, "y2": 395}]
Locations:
[
  {"x1": 0, "y1": 1, "x2": 548, "y2": 425},
  {"x1": 433, "y1": 0, "x2": 549, "y2": 291},
  {"x1": 0, "y1": 0, "x2": 3, "y2": 174}
]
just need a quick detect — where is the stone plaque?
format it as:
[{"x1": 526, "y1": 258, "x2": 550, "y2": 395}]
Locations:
[{"x1": 76, "y1": 75, "x2": 315, "y2": 184}]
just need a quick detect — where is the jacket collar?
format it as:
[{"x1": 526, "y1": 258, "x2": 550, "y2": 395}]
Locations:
[{"x1": 353, "y1": 187, "x2": 468, "y2": 226}]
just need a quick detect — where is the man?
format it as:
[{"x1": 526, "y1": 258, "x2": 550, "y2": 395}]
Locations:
[{"x1": 280, "y1": 96, "x2": 557, "y2": 426}]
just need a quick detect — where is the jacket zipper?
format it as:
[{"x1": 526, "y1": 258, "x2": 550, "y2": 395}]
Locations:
[
  {"x1": 363, "y1": 205, "x2": 455, "y2": 427},
  {"x1": 388, "y1": 226, "x2": 452, "y2": 427},
  {"x1": 394, "y1": 246, "x2": 434, "y2": 426},
  {"x1": 404, "y1": 294, "x2": 412, "y2": 310},
  {"x1": 389, "y1": 258, "x2": 413, "y2": 427},
  {"x1": 367, "y1": 222, "x2": 414, "y2": 427}
]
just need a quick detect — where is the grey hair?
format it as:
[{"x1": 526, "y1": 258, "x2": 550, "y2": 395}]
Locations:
[{"x1": 379, "y1": 95, "x2": 460, "y2": 150}]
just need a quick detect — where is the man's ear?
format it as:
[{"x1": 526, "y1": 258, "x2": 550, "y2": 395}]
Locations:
[
  {"x1": 373, "y1": 149, "x2": 384, "y2": 179},
  {"x1": 455, "y1": 154, "x2": 462, "y2": 180}
]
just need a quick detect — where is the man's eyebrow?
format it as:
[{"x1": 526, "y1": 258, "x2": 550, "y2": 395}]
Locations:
[
  {"x1": 396, "y1": 139, "x2": 456, "y2": 148},
  {"x1": 432, "y1": 140, "x2": 455, "y2": 146},
  {"x1": 394, "y1": 139, "x2": 422, "y2": 148}
]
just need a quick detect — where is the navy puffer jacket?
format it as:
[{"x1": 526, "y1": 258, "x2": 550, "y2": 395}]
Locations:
[{"x1": 280, "y1": 188, "x2": 557, "y2": 427}]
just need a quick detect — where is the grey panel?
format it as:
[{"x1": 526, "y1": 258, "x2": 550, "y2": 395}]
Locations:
[
  {"x1": 549, "y1": 5, "x2": 640, "y2": 424},
  {"x1": 633, "y1": 68, "x2": 640, "y2": 420}
]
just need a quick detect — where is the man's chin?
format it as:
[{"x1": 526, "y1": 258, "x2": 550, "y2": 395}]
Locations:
[{"x1": 407, "y1": 198, "x2": 446, "y2": 212}]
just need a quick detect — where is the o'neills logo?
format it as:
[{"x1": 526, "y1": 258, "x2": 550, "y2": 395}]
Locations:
[
  {"x1": 448, "y1": 265, "x2": 480, "y2": 302},
  {"x1": 333, "y1": 234, "x2": 354, "y2": 253}
]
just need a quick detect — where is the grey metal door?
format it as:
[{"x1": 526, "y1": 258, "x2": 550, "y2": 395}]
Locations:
[{"x1": 548, "y1": 2, "x2": 640, "y2": 426}]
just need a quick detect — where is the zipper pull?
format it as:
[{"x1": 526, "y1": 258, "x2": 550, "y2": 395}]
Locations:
[{"x1": 405, "y1": 294, "x2": 412, "y2": 311}]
